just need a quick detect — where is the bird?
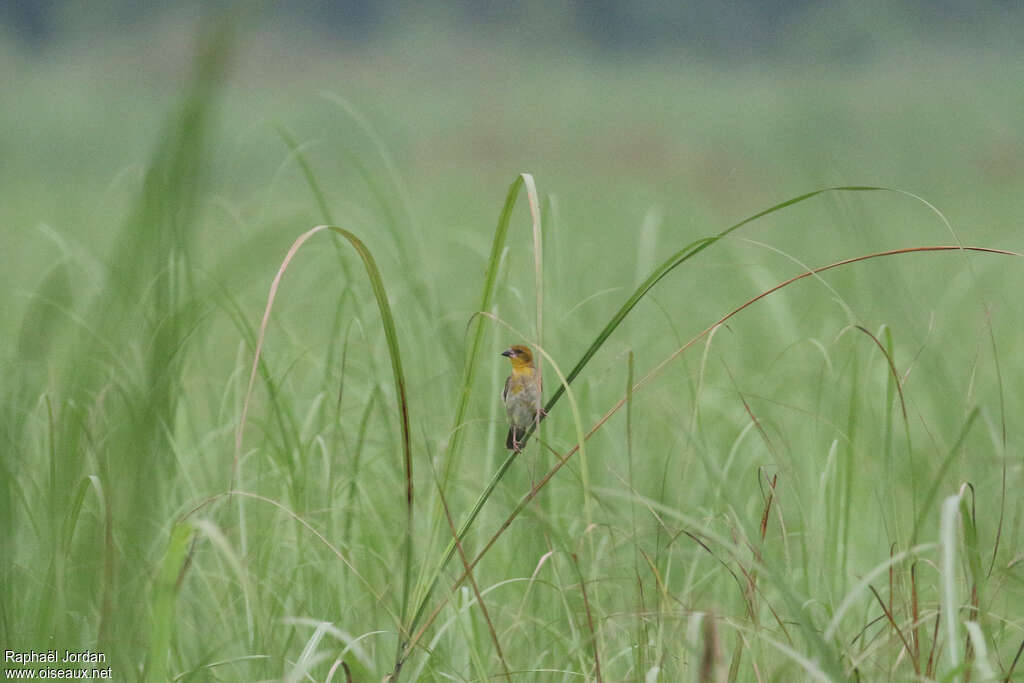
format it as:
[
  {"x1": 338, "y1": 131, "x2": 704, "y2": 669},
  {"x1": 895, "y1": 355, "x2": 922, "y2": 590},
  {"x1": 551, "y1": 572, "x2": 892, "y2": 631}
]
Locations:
[{"x1": 501, "y1": 344, "x2": 544, "y2": 452}]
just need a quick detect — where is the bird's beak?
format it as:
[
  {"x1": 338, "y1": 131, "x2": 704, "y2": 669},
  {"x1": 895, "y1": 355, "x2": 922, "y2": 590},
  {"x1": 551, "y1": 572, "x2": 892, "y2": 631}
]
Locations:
[{"x1": 501, "y1": 349, "x2": 513, "y2": 357}]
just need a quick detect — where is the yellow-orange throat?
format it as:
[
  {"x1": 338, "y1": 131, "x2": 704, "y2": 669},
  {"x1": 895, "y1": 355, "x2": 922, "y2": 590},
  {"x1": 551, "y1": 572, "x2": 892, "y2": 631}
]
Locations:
[{"x1": 509, "y1": 358, "x2": 533, "y2": 371}]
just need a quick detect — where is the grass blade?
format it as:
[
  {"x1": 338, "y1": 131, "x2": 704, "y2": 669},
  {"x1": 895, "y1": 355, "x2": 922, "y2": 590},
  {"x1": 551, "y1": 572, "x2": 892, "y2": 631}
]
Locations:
[
  {"x1": 232, "y1": 223, "x2": 414, "y2": 660},
  {"x1": 543, "y1": 186, "x2": 889, "y2": 416},
  {"x1": 940, "y1": 492, "x2": 964, "y2": 677},
  {"x1": 441, "y1": 173, "x2": 533, "y2": 486},
  {"x1": 145, "y1": 523, "x2": 194, "y2": 683}
]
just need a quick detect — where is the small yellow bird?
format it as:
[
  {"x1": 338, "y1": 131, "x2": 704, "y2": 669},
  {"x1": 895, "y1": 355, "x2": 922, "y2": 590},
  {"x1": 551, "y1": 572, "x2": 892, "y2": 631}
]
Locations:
[{"x1": 501, "y1": 344, "x2": 544, "y2": 452}]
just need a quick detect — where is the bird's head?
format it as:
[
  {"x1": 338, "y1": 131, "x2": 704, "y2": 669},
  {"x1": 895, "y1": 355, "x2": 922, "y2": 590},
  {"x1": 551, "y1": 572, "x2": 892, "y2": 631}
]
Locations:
[{"x1": 501, "y1": 344, "x2": 535, "y2": 368}]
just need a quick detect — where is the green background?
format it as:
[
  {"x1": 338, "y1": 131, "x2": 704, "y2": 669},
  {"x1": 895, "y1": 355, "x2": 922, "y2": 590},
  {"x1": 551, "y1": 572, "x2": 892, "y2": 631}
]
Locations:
[{"x1": 2, "y1": 4, "x2": 1023, "y2": 680}]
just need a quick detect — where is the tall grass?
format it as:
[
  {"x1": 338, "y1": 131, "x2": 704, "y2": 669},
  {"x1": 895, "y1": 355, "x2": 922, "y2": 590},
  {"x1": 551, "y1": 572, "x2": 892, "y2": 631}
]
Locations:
[{"x1": 4, "y1": 21, "x2": 1024, "y2": 683}]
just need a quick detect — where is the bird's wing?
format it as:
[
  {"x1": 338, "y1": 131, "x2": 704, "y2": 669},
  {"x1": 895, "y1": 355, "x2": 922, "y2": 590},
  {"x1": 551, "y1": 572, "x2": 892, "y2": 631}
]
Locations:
[{"x1": 502, "y1": 374, "x2": 511, "y2": 402}]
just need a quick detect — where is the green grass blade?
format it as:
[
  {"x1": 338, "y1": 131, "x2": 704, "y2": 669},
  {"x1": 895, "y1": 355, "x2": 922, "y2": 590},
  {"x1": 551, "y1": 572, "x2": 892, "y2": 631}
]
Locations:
[
  {"x1": 543, "y1": 186, "x2": 888, "y2": 415},
  {"x1": 910, "y1": 408, "x2": 979, "y2": 545},
  {"x1": 323, "y1": 227, "x2": 415, "y2": 642},
  {"x1": 145, "y1": 523, "x2": 194, "y2": 683},
  {"x1": 232, "y1": 223, "x2": 414, "y2": 659},
  {"x1": 441, "y1": 173, "x2": 530, "y2": 486}
]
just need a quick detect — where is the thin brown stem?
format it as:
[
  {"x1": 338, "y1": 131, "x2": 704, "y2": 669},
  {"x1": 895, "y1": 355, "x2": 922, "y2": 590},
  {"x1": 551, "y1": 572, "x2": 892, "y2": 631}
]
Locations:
[
  {"x1": 868, "y1": 583, "x2": 920, "y2": 676},
  {"x1": 572, "y1": 553, "x2": 603, "y2": 683}
]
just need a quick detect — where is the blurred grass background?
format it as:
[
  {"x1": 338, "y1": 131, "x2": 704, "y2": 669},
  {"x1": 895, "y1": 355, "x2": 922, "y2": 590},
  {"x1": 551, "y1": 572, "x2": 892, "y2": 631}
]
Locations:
[{"x1": 2, "y1": 2, "x2": 1023, "y2": 680}]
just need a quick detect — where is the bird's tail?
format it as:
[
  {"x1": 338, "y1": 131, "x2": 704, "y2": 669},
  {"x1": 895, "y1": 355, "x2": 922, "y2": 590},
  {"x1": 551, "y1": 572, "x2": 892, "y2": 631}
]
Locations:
[{"x1": 506, "y1": 426, "x2": 526, "y2": 451}]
